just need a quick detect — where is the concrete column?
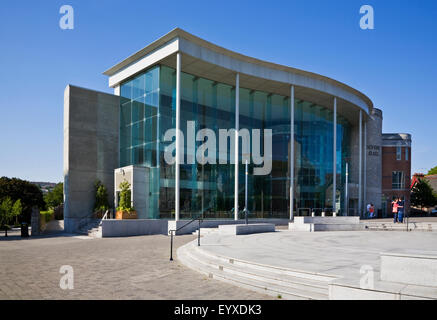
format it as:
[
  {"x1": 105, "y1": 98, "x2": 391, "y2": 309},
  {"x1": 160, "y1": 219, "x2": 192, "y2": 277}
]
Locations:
[
  {"x1": 290, "y1": 85, "x2": 295, "y2": 221},
  {"x1": 358, "y1": 110, "x2": 363, "y2": 217},
  {"x1": 175, "y1": 52, "x2": 181, "y2": 221},
  {"x1": 234, "y1": 73, "x2": 240, "y2": 220},
  {"x1": 333, "y1": 97, "x2": 337, "y2": 213}
]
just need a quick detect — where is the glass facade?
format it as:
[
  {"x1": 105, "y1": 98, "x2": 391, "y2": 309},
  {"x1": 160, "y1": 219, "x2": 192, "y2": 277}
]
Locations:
[{"x1": 120, "y1": 65, "x2": 351, "y2": 219}]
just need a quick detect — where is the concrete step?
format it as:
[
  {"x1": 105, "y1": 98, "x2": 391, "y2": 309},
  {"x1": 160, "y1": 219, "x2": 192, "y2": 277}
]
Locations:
[
  {"x1": 192, "y1": 247, "x2": 330, "y2": 295},
  {"x1": 87, "y1": 226, "x2": 102, "y2": 238},
  {"x1": 192, "y1": 228, "x2": 218, "y2": 236},
  {"x1": 329, "y1": 278, "x2": 437, "y2": 300},
  {"x1": 177, "y1": 242, "x2": 334, "y2": 300},
  {"x1": 362, "y1": 222, "x2": 437, "y2": 232}
]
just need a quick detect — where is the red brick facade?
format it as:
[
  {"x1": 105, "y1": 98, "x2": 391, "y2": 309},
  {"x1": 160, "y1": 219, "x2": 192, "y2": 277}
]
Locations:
[{"x1": 382, "y1": 146, "x2": 411, "y2": 215}]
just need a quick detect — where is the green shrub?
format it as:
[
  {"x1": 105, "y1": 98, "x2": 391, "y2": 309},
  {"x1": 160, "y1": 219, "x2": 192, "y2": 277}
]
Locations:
[
  {"x1": 94, "y1": 180, "x2": 109, "y2": 212},
  {"x1": 117, "y1": 181, "x2": 134, "y2": 212}
]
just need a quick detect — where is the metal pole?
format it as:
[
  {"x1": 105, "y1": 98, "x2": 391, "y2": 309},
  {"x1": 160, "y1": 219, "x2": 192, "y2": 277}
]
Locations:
[
  {"x1": 358, "y1": 110, "x2": 363, "y2": 218},
  {"x1": 345, "y1": 162, "x2": 349, "y2": 216},
  {"x1": 234, "y1": 73, "x2": 240, "y2": 220},
  {"x1": 198, "y1": 219, "x2": 201, "y2": 246},
  {"x1": 364, "y1": 120, "x2": 367, "y2": 218},
  {"x1": 245, "y1": 159, "x2": 248, "y2": 225},
  {"x1": 333, "y1": 97, "x2": 337, "y2": 214},
  {"x1": 175, "y1": 52, "x2": 181, "y2": 221},
  {"x1": 290, "y1": 85, "x2": 295, "y2": 221},
  {"x1": 169, "y1": 231, "x2": 174, "y2": 261}
]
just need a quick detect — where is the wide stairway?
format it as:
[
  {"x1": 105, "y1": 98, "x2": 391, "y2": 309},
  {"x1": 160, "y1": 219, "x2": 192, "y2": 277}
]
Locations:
[{"x1": 177, "y1": 240, "x2": 337, "y2": 300}]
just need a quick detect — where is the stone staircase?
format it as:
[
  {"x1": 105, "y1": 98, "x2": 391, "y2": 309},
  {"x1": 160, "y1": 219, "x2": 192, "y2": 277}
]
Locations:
[
  {"x1": 362, "y1": 221, "x2": 437, "y2": 232},
  {"x1": 177, "y1": 240, "x2": 337, "y2": 300},
  {"x1": 77, "y1": 219, "x2": 103, "y2": 238}
]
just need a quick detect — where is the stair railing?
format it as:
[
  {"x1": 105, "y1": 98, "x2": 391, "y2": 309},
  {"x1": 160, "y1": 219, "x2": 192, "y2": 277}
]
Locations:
[{"x1": 168, "y1": 213, "x2": 204, "y2": 261}]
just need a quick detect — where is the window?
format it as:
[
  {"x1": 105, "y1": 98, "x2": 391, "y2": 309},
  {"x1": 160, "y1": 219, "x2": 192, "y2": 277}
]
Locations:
[
  {"x1": 392, "y1": 171, "x2": 405, "y2": 190},
  {"x1": 396, "y1": 146, "x2": 402, "y2": 160},
  {"x1": 405, "y1": 147, "x2": 409, "y2": 161}
]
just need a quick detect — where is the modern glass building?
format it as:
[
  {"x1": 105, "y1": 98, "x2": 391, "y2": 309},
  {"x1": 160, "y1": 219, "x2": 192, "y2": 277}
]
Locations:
[
  {"x1": 64, "y1": 28, "x2": 399, "y2": 233},
  {"x1": 118, "y1": 64, "x2": 352, "y2": 220}
]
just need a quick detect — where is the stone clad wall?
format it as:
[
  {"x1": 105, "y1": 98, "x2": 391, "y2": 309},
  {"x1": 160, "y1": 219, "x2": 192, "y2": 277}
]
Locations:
[
  {"x1": 64, "y1": 85, "x2": 119, "y2": 233},
  {"x1": 365, "y1": 108, "x2": 383, "y2": 213}
]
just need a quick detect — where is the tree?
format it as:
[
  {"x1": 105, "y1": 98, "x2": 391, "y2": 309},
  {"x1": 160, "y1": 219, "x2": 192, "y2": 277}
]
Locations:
[
  {"x1": 411, "y1": 178, "x2": 437, "y2": 211},
  {"x1": 12, "y1": 199, "x2": 22, "y2": 225},
  {"x1": 117, "y1": 181, "x2": 132, "y2": 212},
  {"x1": 44, "y1": 183, "x2": 64, "y2": 209},
  {"x1": 0, "y1": 177, "x2": 45, "y2": 223},
  {"x1": 428, "y1": 166, "x2": 437, "y2": 176},
  {"x1": 0, "y1": 197, "x2": 13, "y2": 236},
  {"x1": 93, "y1": 180, "x2": 109, "y2": 212}
]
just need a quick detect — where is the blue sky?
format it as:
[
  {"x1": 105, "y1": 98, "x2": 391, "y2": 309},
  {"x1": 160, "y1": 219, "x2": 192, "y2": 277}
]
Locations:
[{"x1": 0, "y1": 0, "x2": 436, "y2": 182}]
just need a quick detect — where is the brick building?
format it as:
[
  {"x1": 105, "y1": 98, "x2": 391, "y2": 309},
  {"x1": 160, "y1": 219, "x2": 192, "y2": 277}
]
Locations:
[{"x1": 381, "y1": 134, "x2": 412, "y2": 217}]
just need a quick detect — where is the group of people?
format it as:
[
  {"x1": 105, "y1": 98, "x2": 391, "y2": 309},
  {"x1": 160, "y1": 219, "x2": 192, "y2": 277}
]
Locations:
[
  {"x1": 392, "y1": 198, "x2": 405, "y2": 223},
  {"x1": 366, "y1": 203, "x2": 376, "y2": 218}
]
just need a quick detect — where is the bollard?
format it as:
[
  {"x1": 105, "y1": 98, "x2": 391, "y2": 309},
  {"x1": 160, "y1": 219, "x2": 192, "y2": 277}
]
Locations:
[
  {"x1": 311, "y1": 211, "x2": 315, "y2": 217},
  {"x1": 321, "y1": 211, "x2": 325, "y2": 217}
]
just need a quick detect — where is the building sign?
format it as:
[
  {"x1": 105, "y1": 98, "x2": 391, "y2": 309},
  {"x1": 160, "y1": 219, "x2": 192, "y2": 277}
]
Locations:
[{"x1": 367, "y1": 145, "x2": 380, "y2": 156}]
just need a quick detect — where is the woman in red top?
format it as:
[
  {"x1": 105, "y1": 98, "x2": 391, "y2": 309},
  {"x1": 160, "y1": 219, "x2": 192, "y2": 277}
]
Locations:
[
  {"x1": 392, "y1": 198, "x2": 399, "y2": 223},
  {"x1": 369, "y1": 204, "x2": 375, "y2": 218}
]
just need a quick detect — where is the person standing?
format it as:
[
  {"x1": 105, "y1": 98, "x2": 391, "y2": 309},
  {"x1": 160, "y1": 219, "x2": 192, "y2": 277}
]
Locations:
[
  {"x1": 369, "y1": 203, "x2": 375, "y2": 219},
  {"x1": 392, "y1": 198, "x2": 399, "y2": 223},
  {"x1": 397, "y1": 198, "x2": 404, "y2": 223},
  {"x1": 366, "y1": 203, "x2": 371, "y2": 219}
]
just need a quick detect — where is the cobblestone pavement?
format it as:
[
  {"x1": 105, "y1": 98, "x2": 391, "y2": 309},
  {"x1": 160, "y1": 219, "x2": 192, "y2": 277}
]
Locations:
[{"x1": 0, "y1": 234, "x2": 273, "y2": 300}]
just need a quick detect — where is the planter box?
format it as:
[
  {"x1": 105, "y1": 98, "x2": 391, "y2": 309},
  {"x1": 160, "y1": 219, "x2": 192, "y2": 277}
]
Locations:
[{"x1": 115, "y1": 210, "x2": 137, "y2": 220}]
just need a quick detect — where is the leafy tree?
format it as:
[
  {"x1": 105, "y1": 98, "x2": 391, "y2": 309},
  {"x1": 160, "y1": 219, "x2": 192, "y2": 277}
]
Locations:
[
  {"x1": 0, "y1": 177, "x2": 45, "y2": 222},
  {"x1": 411, "y1": 178, "x2": 437, "y2": 211},
  {"x1": 94, "y1": 180, "x2": 109, "y2": 212},
  {"x1": 428, "y1": 166, "x2": 437, "y2": 176},
  {"x1": 117, "y1": 181, "x2": 133, "y2": 212},
  {"x1": 0, "y1": 197, "x2": 13, "y2": 236},
  {"x1": 44, "y1": 183, "x2": 64, "y2": 209},
  {"x1": 12, "y1": 199, "x2": 22, "y2": 225}
]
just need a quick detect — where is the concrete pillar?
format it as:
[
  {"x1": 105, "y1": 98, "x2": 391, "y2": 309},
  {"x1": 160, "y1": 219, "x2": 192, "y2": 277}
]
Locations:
[
  {"x1": 234, "y1": 73, "x2": 240, "y2": 220},
  {"x1": 290, "y1": 85, "x2": 295, "y2": 221},
  {"x1": 175, "y1": 53, "x2": 181, "y2": 221},
  {"x1": 333, "y1": 97, "x2": 337, "y2": 213},
  {"x1": 358, "y1": 110, "x2": 363, "y2": 217}
]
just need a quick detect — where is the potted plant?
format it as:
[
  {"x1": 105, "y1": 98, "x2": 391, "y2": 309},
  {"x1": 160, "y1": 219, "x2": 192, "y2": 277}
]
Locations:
[
  {"x1": 93, "y1": 180, "x2": 109, "y2": 218},
  {"x1": 116, "y1": 181, "x2": 137, "y2": 219}
]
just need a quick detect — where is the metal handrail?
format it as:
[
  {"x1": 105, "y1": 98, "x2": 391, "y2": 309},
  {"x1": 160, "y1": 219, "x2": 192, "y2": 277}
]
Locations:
[{"x1": 168, "y1": 213, "x2": 205, "y2": 261}]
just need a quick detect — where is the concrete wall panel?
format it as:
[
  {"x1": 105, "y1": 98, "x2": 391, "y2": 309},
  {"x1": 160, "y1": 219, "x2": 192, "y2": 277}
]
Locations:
[{"x1": 64, "y1": 85, "x2": 119, "y2": 232}]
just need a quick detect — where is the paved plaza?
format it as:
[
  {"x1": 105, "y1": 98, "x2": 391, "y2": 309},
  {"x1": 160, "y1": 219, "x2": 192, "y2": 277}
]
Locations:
[
  {"x1": 199, "y1": 229, "x2": 437, "y2": 285},
  {"x1": 0, "y1": 233, "x2": 272, "y2": 300}
]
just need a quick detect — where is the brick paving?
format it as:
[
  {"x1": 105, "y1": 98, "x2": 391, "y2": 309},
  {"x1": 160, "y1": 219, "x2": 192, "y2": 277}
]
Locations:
[{"x1": 0, "y1": 233, "x2": 273, "y2": 300}]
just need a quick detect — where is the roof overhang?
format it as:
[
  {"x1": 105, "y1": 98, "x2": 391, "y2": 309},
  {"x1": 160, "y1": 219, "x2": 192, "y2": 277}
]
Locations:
[{"x1": 103, "y1": 28, "x2": 373, "y2": 117}]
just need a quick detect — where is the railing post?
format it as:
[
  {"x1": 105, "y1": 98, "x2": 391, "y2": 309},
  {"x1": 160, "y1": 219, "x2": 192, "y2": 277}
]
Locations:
[{"x1": 170, "y1": 231, "x2": 174, "y2": 261}]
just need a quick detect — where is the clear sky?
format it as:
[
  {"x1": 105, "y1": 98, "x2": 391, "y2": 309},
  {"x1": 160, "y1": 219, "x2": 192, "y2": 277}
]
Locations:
[{"x1": 0, "y1": 0, "x2": 436, "y2": 182}]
